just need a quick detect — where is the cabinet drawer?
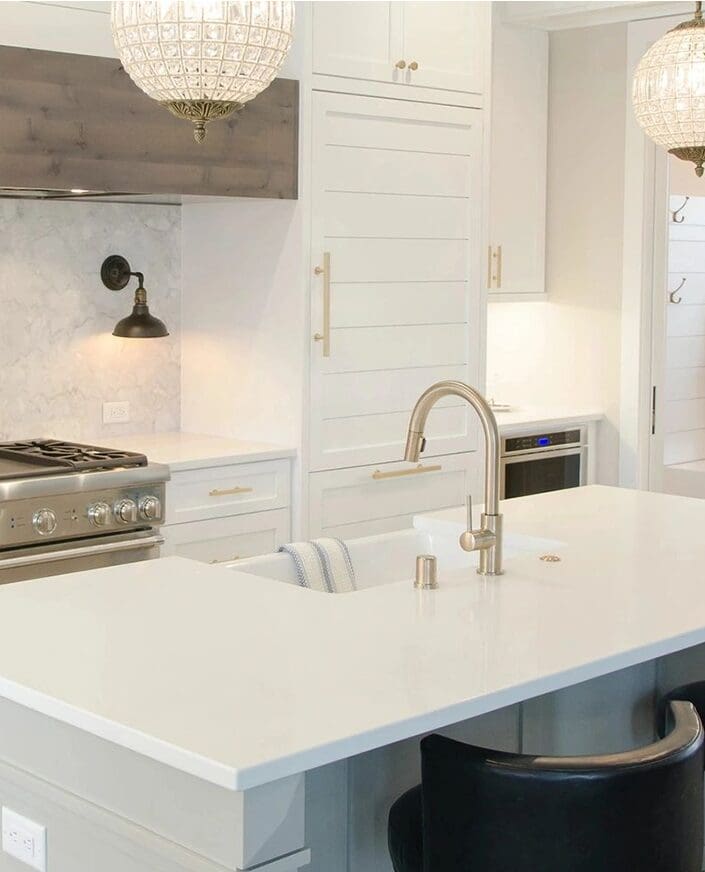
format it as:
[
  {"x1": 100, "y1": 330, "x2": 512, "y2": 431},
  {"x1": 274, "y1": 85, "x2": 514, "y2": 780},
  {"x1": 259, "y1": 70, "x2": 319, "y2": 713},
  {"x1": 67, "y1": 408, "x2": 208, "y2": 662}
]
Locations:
[
  {"x1": 166, "y1": 459, "x2": 290, "y2": 524},
  {"x1": 162, "y1": 509, "x2": 291, "y2": 565},
  {"x1": 308, "y1": 453, "x2": 479, "y2": 538}
]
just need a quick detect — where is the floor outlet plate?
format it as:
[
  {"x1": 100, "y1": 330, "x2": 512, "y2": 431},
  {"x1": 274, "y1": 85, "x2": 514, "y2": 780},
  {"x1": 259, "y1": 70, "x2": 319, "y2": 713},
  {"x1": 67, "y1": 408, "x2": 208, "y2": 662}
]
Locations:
[{"x1": 2, "y1": 807, "x2": 46, "y2": 871}]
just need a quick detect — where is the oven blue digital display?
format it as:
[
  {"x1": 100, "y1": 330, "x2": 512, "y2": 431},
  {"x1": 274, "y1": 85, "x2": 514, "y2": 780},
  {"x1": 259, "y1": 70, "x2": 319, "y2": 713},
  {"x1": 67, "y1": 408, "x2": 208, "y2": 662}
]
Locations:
[{"x1": 537, "y1": 437, "x2": 551, "y2": 447}]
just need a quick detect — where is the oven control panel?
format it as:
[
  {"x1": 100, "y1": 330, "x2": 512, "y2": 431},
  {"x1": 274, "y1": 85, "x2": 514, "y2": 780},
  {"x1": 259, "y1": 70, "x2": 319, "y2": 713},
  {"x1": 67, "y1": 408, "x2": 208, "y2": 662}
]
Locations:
[
  {"x1": 0, "y1": 484, "x2": 166, "y2": 549},
  {"x1": 504, "y1": 429, "x2": 582, "y2": 455}
]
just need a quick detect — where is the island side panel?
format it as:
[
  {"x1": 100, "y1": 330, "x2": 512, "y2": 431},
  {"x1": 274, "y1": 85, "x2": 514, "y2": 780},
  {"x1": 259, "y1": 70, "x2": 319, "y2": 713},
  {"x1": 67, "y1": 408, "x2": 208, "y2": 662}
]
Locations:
[{"x1": 0, "y1": 697, "x2": 308, "y2": 871}]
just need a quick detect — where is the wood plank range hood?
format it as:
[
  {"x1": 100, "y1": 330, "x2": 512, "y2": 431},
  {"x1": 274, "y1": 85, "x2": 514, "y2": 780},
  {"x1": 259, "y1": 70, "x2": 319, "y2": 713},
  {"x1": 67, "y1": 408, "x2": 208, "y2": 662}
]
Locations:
[{"x1": 0, "y1": 45, "x2": 298, "y2": 201}]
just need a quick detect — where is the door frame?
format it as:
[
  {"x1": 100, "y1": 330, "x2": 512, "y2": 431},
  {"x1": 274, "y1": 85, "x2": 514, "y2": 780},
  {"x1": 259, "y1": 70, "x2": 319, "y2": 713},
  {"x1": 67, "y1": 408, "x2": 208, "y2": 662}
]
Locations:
[{"x1": 619, "y1": 14, "x2": 675, "y2": 490}]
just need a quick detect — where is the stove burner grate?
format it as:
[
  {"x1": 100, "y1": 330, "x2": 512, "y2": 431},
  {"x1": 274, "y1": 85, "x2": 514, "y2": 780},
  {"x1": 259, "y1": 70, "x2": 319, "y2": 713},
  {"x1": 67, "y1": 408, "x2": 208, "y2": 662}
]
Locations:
[{"x1": 0, "y1": 439, "x2": 147, "y2": 476}]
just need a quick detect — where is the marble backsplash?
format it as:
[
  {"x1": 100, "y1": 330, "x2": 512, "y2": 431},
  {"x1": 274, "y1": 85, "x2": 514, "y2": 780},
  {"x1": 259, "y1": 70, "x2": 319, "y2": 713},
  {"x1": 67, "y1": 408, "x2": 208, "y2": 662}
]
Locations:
[{"x1": 0, "y1": 200, "x2": 181, "y2": 442}]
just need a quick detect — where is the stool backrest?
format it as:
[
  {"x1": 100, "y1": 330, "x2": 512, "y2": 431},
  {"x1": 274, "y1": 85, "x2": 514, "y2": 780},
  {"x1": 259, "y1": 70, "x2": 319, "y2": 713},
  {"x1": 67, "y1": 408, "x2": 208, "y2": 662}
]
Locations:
[{"x1": 421, "y1": 700, "x2": 704, "y2": 872}]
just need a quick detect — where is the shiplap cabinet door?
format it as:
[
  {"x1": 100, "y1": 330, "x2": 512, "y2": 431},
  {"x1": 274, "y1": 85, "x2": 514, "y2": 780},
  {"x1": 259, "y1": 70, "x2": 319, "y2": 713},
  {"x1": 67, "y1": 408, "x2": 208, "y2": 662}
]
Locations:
[
  {"x1": 309, "y1": 92, "x2": 482, "y2": 471},
  {"x1": 312, "y1": 2, "x2": 486, "y2": 95}
]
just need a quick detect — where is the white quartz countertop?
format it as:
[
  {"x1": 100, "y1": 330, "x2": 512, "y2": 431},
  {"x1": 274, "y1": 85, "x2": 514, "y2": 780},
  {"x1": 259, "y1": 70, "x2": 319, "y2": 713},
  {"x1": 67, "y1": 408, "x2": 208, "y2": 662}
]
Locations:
[
  {"x1": 493, "y1": 407, "x2": 603, "y2": 432},
  {"x1": 112, "y1": 431, "x2": 296, "y2": 470},
  {"x1": 0, "y1": 486, "x2": 703, "y2": 792}
]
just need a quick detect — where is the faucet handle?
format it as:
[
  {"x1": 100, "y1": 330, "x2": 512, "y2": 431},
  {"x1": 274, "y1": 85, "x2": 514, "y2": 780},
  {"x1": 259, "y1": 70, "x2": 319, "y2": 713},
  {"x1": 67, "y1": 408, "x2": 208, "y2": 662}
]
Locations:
[{"x1": 466, "y1": 494, "x2": 473, "y2": 531}]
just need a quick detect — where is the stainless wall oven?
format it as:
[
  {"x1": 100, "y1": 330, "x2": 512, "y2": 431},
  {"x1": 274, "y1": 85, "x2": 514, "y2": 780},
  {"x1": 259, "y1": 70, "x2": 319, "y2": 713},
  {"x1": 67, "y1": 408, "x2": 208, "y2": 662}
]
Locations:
[{"x1": 500, "y1": 427, "x2": 587, "y2": 500}]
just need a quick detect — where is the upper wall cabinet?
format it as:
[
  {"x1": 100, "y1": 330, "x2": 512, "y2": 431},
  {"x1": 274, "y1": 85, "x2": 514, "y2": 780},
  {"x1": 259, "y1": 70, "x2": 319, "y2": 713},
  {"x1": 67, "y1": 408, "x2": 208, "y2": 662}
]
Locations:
[
  {"x1": 312, "y1": 1, "x2": 487, "y2": 97},
  {"x1": 487, "y1": 20, "x2": 548, "y2": 297}
]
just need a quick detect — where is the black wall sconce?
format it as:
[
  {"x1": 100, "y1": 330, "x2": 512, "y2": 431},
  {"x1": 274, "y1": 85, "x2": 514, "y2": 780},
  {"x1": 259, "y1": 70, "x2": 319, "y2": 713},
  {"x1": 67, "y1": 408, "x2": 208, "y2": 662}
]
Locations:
[{"x1": 100, "y1": 255, "x2": 169, "y2": 339}]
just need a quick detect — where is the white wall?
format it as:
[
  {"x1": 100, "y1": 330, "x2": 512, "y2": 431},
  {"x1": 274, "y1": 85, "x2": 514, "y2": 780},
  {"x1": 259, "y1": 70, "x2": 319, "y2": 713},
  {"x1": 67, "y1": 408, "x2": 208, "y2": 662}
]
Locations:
[
  {"x1": 0, "y1": 199, "x2": 181, "y2": 441},
  {"x1": 487, "y1": 23, "x2": 628, "y2": 484}
]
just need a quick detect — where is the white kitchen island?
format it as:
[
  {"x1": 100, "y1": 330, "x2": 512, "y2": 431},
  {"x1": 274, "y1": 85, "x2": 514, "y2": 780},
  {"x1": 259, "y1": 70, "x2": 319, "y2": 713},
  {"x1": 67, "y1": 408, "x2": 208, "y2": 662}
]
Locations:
[{"x1": 1, "y1": 485, "x2": 705, "y2": 872}]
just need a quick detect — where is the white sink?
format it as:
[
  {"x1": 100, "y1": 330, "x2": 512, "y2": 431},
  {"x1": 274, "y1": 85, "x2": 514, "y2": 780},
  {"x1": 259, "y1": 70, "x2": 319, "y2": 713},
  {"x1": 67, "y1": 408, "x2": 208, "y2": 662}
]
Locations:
[{"x1": 229, "y1": 517, "x2": 563, "y2": 592}]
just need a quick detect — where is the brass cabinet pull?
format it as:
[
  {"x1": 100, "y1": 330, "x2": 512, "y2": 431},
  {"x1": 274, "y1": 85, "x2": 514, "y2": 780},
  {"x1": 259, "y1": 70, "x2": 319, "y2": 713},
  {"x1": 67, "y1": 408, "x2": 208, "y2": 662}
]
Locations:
[
  {"x1": 395, "y1": 59, "x2": 407, "y2": 69},
  {"x1": 488, "y1": 245, "x2": 503, "y2": 289},
  {"x1": 210, "y1": 555, "x2": 242, "y2": 564},
  {"x1": 313, "y1": 251, "x2": 331, "y2": 357},
  {"x1": 409, "y1": 61, "x2": 419, "y2": 71},
  {"x1": 208, "y1": 486, "x2": 254, "y2": 497},
  {"x1": 372, "y1": 463, "x2": 442, "y2": 481}
]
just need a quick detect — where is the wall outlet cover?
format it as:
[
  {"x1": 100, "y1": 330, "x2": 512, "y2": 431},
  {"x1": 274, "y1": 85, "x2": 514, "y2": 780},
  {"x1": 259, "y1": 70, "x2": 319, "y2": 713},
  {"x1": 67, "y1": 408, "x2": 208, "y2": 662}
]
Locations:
[
  {"x1": 2, "y1": 807, "x2": 46, "y2": 871},
  {"x1": 103, "y1": 400, "x2": 130, "y2": 424}
]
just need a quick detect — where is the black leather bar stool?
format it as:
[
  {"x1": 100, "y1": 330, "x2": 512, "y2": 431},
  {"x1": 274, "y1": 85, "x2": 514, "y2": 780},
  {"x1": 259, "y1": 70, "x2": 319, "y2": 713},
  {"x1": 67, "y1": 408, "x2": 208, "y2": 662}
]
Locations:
[
  {"x1": 661, "y1": 682, "x2": 705, "y2": 748},
  {"x1": 388, "y1": 700, "x2": 703, "y2": 872}
]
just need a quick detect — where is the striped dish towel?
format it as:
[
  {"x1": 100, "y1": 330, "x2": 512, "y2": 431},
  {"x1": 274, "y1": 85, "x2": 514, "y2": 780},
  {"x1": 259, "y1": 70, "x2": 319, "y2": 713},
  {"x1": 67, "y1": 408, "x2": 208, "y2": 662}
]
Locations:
[{"x1": 278, "y1": 538, "x2": 356, "y2": 593}]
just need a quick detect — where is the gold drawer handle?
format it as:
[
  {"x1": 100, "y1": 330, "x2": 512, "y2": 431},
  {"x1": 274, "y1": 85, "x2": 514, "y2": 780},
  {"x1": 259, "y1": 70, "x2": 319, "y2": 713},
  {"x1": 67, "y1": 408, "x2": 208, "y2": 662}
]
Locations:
[
  {"x1": 210, "y1": 555, "x2": 242, "y2": 564},
  {"x1": 372, "y1": 463, "x2": 442, "y2": 481},
  {"x1": 395, "y1": 59, "x2": 406, "y2": 69},
  {"x1": 409, "y1": 60, "x2": 419, "y2": 71},
  {"x1": 208, "y1": 486, "x2": 254, "y2": 497}
]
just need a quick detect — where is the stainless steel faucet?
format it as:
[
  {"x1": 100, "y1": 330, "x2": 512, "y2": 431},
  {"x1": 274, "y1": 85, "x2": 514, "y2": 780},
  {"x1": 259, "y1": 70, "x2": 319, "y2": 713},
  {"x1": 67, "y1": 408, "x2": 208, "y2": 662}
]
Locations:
[{"x1": 404, "y1": 380, "x2": 503, "y2": 576}]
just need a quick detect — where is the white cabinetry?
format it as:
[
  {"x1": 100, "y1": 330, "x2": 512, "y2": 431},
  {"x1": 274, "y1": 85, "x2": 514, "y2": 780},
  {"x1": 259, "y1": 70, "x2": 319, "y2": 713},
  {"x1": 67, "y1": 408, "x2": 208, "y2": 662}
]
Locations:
[
  {"x1": 309, "y1": 91, "x2": 482, "y2": 473},
  {"x1": 312, "y1": 1, "x2": 486, "y2": 96},
  {"x1": 161, "y1": 457, "x2": 291, "y2": 563},
  {"x1": 308, "y1": 454, "x2": 477, "y2": 539},
  {"x1": 487, "y1": 19, "x2": 548, "y2": 296}
]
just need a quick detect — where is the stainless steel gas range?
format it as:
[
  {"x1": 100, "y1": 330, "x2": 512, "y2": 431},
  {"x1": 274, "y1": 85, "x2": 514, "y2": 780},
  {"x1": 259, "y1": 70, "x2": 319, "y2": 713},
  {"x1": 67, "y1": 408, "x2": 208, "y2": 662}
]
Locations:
[{"x1": 0, "y1": 439, "x2": 168, "y2": 584}]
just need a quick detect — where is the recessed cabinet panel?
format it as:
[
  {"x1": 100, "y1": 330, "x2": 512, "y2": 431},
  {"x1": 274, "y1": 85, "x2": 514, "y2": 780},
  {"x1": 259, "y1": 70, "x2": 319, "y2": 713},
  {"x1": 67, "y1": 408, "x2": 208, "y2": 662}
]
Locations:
[
  {"x1": 488, "y1": 21, "x2": 547, "y2": 295},
  {"x1": 312, "y1": 2, "x2": 402, "y2": 83},
  {"x1": 167, "y1": 459, "x2": 290, "y2": 524},
  {"x1": 162, "y1": 510, "x2": 290, "y2": 565},
  {"x1": 312, "y1": 1, "x2": 486, "y2": 96},
  {"x1": 308, "y1": 453, "x2": 478, "y2": 538},
  {"x1": 402, "y1": 2, "x2": 484, "y2": 93},
  {"x1": 310, "y1": 92, "x2": 481, "y2": 470}
]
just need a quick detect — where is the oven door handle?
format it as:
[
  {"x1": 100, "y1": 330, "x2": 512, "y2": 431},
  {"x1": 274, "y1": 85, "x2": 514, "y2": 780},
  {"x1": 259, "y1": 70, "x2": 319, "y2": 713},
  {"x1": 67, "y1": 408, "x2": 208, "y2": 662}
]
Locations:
[{"x1": 0, "y1": 534, "x2": 164, "y2": 570}]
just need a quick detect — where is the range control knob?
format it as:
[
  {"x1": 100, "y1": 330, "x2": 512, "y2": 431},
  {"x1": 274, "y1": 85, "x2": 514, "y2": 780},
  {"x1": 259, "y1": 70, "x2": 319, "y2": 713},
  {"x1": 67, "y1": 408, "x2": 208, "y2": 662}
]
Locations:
[
  {"x1": 139, "y1": 496, "x2": 162, "y2": 522},
  {"x1": 87, "y1": 501, "x2": 111, "y2": 528},
  {"x1": 33, "y1": 508, "x2": 57, "y2": 536},
  {"x1": 114, "y1": 498, "x2": 138, "y2": 525}
]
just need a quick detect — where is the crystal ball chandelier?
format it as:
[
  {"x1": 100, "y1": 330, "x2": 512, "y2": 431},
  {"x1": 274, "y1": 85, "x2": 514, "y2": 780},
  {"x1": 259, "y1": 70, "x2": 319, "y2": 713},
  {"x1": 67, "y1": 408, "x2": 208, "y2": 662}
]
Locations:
[
  {"x1": 111, "y1": 1, "x2": 295, "y2": 143},
  {"x1": 633, "y1": 2, "x2": 705, "y2": 177}
]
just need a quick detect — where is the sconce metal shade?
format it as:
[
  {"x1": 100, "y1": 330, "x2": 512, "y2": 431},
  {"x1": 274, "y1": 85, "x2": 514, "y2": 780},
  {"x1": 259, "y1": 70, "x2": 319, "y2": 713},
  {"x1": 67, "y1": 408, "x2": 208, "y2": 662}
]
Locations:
[
  {"x1": 112, "y1": 299, "x2": 169, "y2": 339},
  {"x1": 100, "y1": 254, "x2": 169, "y2": 339}
]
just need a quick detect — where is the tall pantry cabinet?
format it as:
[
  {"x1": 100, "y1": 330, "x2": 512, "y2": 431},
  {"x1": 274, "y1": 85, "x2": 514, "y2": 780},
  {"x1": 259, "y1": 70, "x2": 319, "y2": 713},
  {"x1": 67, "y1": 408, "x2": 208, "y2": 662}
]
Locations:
[
  {"x1": 306, "y1": 1, "x2": 489, "y2": 538},
  {"x1": 180, "y1": 2, "x2": 550, "y2": 541}
]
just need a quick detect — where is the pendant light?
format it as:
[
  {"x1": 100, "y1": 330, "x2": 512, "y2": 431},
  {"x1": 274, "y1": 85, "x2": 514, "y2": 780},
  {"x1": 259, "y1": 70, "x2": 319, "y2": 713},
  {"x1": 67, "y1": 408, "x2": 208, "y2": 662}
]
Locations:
[
  {"x1": 110, "y1": 1, "x2": 294, "y2": 143},
  {"x1": 633, "y1": 1, "x2": 705, "y2": 177},
  {"x1": 101, "y1": 255, "x2": 169, "y2": 339}
]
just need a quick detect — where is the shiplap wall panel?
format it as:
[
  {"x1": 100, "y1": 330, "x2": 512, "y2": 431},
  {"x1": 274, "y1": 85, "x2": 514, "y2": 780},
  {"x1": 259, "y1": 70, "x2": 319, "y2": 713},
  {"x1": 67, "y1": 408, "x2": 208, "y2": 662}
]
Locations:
[
  {"x1": 665, "y1": 196, "x2": 705, "y2": 465},
  {"x1": 665, "y1": 367, "x2": 705, "y2": 401},
  {"x1": 309, "y1": 92, "x2": 481, "y2": 470}
]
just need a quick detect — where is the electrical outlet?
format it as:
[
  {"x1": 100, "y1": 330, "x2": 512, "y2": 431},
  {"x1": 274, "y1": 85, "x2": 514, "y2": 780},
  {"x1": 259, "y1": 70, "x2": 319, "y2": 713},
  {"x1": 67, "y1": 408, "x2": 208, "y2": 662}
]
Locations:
[
  {"x1": 102, "y1": 400, "x2": 130, "y2": 424},
  {"x1": 2, "y1": 807, "x2": 46, "y2": 871}
]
